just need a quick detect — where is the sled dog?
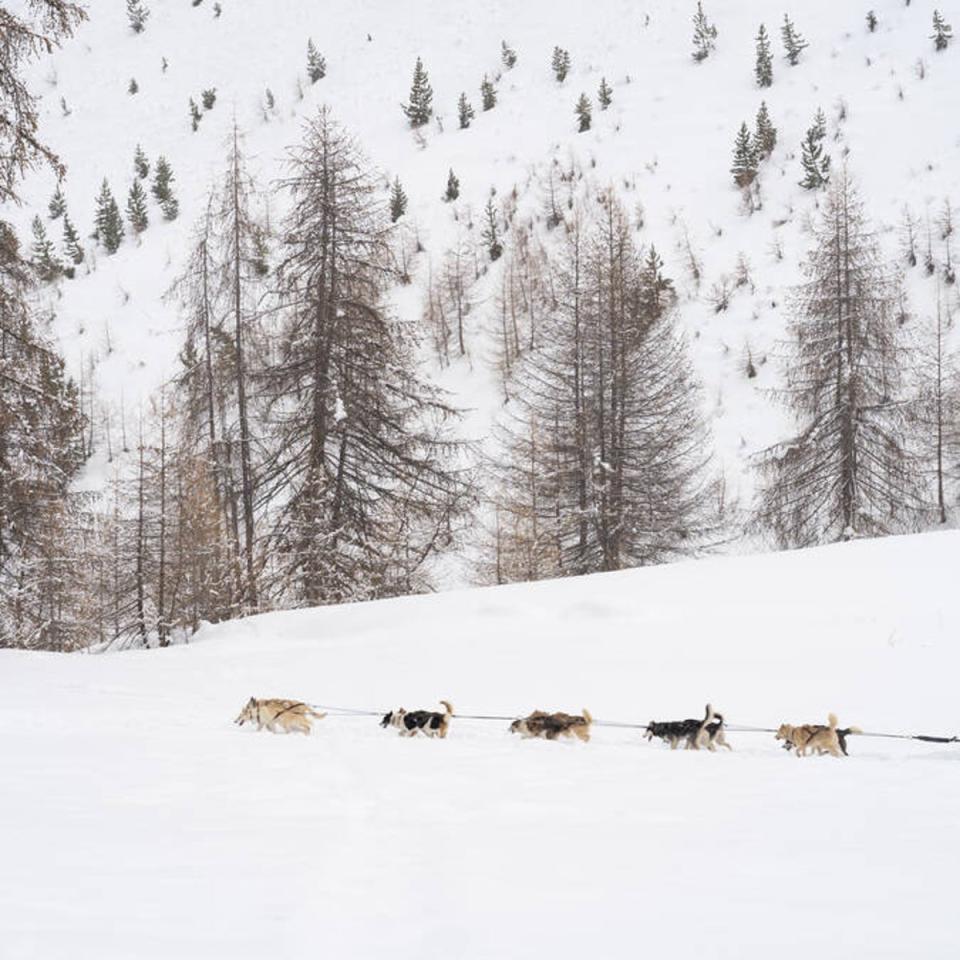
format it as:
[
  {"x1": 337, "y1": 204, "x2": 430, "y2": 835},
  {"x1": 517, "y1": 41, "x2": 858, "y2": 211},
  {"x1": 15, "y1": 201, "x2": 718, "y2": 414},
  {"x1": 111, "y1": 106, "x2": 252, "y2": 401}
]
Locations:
[
  {"x1": 775, "y1": 713, "x2": 862, "y2": 757},
  {"x1": 234, "y1": 697, "x2": 327, "y2": 735},
  {"x1": 380, "y1": 700, "x2": 454, "y2": 738},
  {"x1": 509, "y1": 708, "x2": 594, "y2": 743},
  {"x1": 646, "y1": 704, "x2": 728, "y2": 750}
]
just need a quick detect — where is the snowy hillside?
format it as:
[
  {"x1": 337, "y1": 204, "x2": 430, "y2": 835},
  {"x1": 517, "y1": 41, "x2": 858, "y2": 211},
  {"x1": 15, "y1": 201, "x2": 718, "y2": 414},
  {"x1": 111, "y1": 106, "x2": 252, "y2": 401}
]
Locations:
[
  {"x1": 17, "y1": 0, "x2": 960, "y2": 522},
  {"x1": 3, "y1": 530, "x2": 959, "y2": 959}
]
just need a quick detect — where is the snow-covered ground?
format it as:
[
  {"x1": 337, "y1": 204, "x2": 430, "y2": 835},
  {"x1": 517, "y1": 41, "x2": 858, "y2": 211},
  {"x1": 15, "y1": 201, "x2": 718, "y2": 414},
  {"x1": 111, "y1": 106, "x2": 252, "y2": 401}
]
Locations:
[
  {"x1": 3, "y1": 531, "x2": 959, "y2": 959},
  {"x1": 16, "y1": 0, "x2": 960, "y2": 521}
]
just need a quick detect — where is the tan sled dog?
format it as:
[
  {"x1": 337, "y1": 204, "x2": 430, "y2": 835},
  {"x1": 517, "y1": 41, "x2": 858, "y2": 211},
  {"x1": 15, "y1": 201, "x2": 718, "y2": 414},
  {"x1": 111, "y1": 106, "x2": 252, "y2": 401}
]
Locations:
[
  {"x1": 234, "y1": 697, "x2": 327, "y2": 735},
  {"x1": 776, "y1": 713, "x2": 861, "y2": 757},
  {"x1": 510, "y1": 708, "x2": 594, "y2": 743}
]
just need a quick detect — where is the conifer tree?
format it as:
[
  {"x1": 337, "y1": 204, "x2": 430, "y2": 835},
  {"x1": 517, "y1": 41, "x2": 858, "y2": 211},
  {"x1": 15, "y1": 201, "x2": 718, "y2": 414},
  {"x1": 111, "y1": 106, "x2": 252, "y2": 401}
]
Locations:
[
  {"x1": 62, "y1": 213, "x2": 84, "y2": 265},
  {"x1": 403, "y1": 57, "x2": 433, "y2": 128},
  {"x1": 390, "y1": 176, "x2": 407, "y2": 222},
  {"x1": 481, "y1": 75, "x2": 497, "y2": 111},
  {"x1": 486, "y1": 194, "x2": 716, "y2": 581},
  {"x1": 692, "y1": 2, "x2": 718, "y2": 62},
  {"x1": 264, "y1": 107, "x2": 469, "y2": 604},
  {"x1": 128, "y1": 77, "x2": 138, "y2": 95},
  {"x1": 501, "y1": 40, "x2": 517, "y2": 69},
  {"x1": 307, "y1": 39, "x2": 326, "y2": 82},
  {"x1": 127, "y1": 179, "x2": 149, "y2": 233},
  {"x1": 202, "y1": 88, "x2": 216, "y2": 110},
  {"x1": 457, "y1": 92, "x2": 475, "y2": 129},
  {"x1": 444, "y1": 168, "x2": 460, "y2": 202},
  {"x1": 866, "y1": 10, "x2": 878, "y2": 33},
  {"x1": 781, "y1": 13, "x2": 808, "y2": 65},
  {"x1": 756, "y1": 171, "x2": 921, "y2": 546},
  {"x1": 31, "y1": 215, "x2": 62, "y2": 281},
  {"x1": 0, "y1": 0, "x2": 89, "y2": 650},
  {"x1": 932, "y1": 10, "x2": 953, "y2": 51},
  {"x1": 48, "y1": 185, "x2": 66, "y2": 219},
  {"x1": 754, "y1": 100, "x2": 777, "y2": 158},
  {"x1": 161, "y1": 194, "x2": 179, "y2": 221},
  {"x1": 134, "y1": 144, "x2": 149, "y2": 179},
  {"x1": 755, "y1": 24, "x2": 773, "y2": 87},
  {"x1": 190, "y1": 97, "x2": 202, "y2": 131},
  {"x1": 127, "y1": 0, "x2": 149, "y2": 34},
  {"x1": 731, "y1": 123, "x2": 758, "y2": 188},
  {"x1": 598, "y1": 77, "x2": 613, "y2": 110},
  {"x1": 482, "y1": 196, "x2": 502, "y2": 261},
  {"x1": 95, "y1": 179, "x2": 124, "y2": 254},
  {"x1": 575, "y1": 93, "x2": 592, "y2": 132},
  {"x1": 639, "y1": 244, "x2": 674, "y2": 318},
  {"x1": 551, "y1": 46, "x2": 571, "y2": 82},
  {"x1": 152, "y1": 155, "x2": 174, "y2": 202},
  {"x1": 799, "y1": 109, "x2": 830, "y2": 190}
]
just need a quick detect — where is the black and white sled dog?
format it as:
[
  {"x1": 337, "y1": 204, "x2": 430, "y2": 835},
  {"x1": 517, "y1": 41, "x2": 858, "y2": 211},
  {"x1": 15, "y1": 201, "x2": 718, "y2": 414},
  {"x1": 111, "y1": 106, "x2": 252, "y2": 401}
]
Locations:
[
  {"x1": 645, "y1": 703, "x2": 731, "y2": 751},
  {"x1": 380, "y1": 700, "x2": 454, "y2": 738}
]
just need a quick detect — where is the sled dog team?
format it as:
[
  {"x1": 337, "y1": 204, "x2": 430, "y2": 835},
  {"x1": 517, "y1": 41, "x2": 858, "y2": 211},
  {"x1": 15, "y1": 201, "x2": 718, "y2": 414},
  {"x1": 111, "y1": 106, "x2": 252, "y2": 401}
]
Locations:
[{"x1": 235, "y1": 696, "x2": 862, "y2": 757}]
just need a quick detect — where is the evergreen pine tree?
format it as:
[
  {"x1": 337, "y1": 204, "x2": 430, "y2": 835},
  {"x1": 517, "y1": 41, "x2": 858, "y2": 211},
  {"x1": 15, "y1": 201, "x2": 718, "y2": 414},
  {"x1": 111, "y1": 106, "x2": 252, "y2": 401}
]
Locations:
[
  {"x1": 127, "y1": 179, "x2": 149, "y2": 233},
  {"x1": 781, "y1": 13, "x2": 808, "y2": 65},
  {"x1": 551, "y1": 46, "x2": 571, "y2": 82},
  {"x1": 932, "y1": 10, "x2": 953, "y2": 51},
  {"x1": 755, "y1": 24, "x2": 773, "y2": 87},
  {"x1": 62, "y1": 213, "x2": 84, "y2": 265},
  {"x1": 48, "y1": 185, "x2": 66, "y2": 219},
  {"x1": 31, "y1": 215, "x2": 62, "y2": 281},
  {"x1": 202, "y1": 88, "x2": 216, "y2": 110},
  {"x1": 94, "y1": 179, "x2": 124, "y2": 254},
  {"x1": 799, "y1": 110, "x2": 830, "y2": 190},
  {"x1": 482, "y1": 196, "x2": 502, "y2": 261},
  {"x1": 457, "y1": 92, "x2": 475, "y2": 129},
  {"x1": 127, "y1": 0, "x2": 149, "y2": 34},
  {"x1": 639, "y1": 244, "x2": 674, "y2": 319},
  {"x1": 152, "y1": 155, "x2": 174, "y2": 202},
  {"x1": 444, "y1": 169, "x2": 460, "y2": 202},
  {"x1": 128, "y1": 77, "x2": 138, "y2": 95},
  {"x1": 692, "y1": 2, "x2": 718, "y2": 62},
  {"x1": 481, "y1": 75, "x2": 497, "y2": 111},
  {"x1": 598, "y1": 77, "x2": 612, "y2": 110},
  {"x1": 161, "y1": 194, "x2": 179, "y2": 221},
  {"x1": 575, "y1": 93, "x2": 592, "y2": 132},
  {"x1": 134, "y1": 144, "x2": 150, "y2": 179},
  {"x1": 190, "y1": 97, "x2": 202, "y2": 131},
  {"x1": 754, "y1": 101, "x2": 777, "y2": 158},
  {"x1": 403, "y1": 57, "x2": 433, "y2": 128},
  {"x1": 731, "y1": 122, "x2": 758, "y2": 187},
  {"x1": 501, "y1": 40, "x2": 517, "y2": 69},
  {"x1": 866, "y1": 10, "x2": 878, "y2": 33},
  {"x1": 307, "y1": 39, "x2": 326, "y2": 82},
  {"x1": 389, "y1": 177, "x2": 407, "y2": 222}
]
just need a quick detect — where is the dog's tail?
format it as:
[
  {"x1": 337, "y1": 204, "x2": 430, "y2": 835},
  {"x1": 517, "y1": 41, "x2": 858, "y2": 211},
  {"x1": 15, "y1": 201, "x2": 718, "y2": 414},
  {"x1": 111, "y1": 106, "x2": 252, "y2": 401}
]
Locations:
[
  {"x1": 827, "y1": 712, "x2": 838, "y2": 729},
  {"x1": 307, "y1": 707, "x2": 328, "y2": 720},
  {"x1": 582, "y1": 708, "x2": 593, "y2": 725},
  {"x1": 440, "y1": 700, "x2": 454, "y2": 716},
  {"x1": 836, "y1": 725, "x2": 861, "y2": 756}
]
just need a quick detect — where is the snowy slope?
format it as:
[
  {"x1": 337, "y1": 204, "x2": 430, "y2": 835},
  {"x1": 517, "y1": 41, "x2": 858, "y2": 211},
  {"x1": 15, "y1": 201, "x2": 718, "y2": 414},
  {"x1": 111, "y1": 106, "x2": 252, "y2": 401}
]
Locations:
[
  {"x1": 2, "y1": 530, "x2": 959, "y2": 959},
  {"x1": 16, "y1": 0, "x2": 960, "y2": 523}
]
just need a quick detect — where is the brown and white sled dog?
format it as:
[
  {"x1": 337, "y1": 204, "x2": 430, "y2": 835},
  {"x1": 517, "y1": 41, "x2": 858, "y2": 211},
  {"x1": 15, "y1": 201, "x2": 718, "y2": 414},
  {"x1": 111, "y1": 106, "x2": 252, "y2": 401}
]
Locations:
[
  {"x1": 775, "y1": 713, "x2": 862, "y2": 757},
  {"x1": 380, "y1": 700, "x2": 454, "y2": 738},
  {"x1": 234, "y1": 697, "x2": 327, "y2": 735},
  {"x1": 509, "y1": 708, "x2": 594, "y2": 743}
]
